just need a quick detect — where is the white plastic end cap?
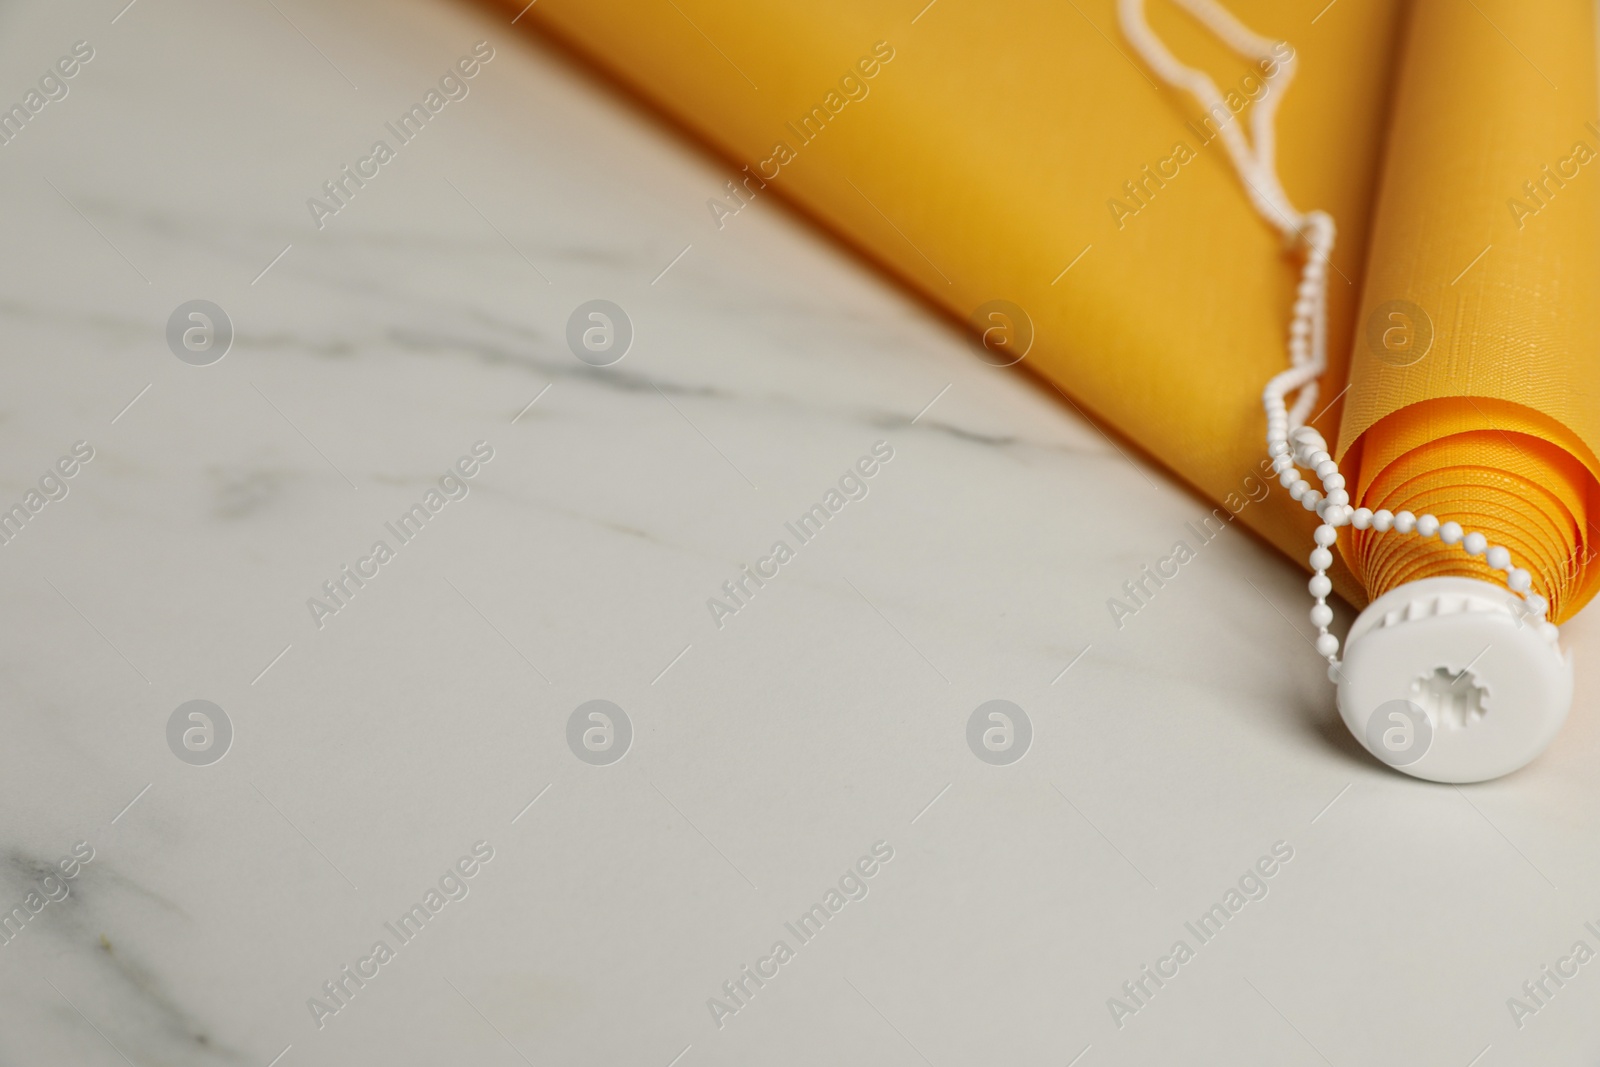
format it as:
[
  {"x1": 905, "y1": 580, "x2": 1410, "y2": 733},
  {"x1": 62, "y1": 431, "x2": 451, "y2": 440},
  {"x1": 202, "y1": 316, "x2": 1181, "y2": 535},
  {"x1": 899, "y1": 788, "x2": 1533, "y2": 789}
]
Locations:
[{"x1": 1336, "y1": 576, "x2": 1571, "y2": 783}]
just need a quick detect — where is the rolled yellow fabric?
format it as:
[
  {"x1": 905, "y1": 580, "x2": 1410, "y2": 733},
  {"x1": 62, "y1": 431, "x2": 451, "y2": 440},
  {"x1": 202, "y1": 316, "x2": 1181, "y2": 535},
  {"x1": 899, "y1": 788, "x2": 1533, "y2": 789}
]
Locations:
[
  {"x1": 503, "y1": 0, "x2": 1598, "y2": 619},
  {"x1": 1339, "y1": 0, "x2": 1600, "y2": 622}
]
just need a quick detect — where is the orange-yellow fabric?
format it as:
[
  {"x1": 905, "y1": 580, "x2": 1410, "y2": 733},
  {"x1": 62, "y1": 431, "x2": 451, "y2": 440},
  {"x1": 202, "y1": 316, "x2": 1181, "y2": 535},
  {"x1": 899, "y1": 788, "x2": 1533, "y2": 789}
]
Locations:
[
  {"x1": 502, "y1": 0, "x2": 1599, "y2": 620},
  {"x1": 1340, "y1": 0, "x2": 1600, "y2": 620}
]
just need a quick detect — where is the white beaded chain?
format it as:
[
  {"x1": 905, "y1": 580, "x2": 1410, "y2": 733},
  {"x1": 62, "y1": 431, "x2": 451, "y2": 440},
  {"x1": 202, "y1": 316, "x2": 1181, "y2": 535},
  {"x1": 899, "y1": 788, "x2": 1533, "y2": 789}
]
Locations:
[{"x1": 1116, "y1": 0, "x2": 1555, "y2": 674}]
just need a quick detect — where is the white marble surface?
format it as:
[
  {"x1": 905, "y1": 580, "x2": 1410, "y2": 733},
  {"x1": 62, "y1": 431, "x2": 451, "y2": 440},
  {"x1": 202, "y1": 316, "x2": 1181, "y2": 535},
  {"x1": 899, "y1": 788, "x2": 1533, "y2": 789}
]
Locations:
[{"x1": 3, "y1": 0, "x2": 1600, "y2": 1064}]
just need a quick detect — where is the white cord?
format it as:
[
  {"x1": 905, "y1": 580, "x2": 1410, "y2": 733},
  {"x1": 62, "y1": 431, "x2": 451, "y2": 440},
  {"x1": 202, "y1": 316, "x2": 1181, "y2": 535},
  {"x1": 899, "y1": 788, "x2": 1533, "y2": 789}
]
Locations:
[
  {"x1": 1117, "y1": 0, "x2": 1300, "y2": 237},
  {"x1": 1116, "y1": 0, "x2": 1555, "y2": 670}
]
